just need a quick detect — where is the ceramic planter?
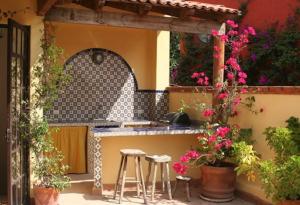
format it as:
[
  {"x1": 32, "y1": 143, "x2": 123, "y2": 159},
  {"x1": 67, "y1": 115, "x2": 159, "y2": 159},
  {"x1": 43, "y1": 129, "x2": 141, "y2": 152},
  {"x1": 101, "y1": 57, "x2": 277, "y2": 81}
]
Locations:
[
  {"x1": 200, "y1": 165, "x2": 236, "y2": 202},
  {"x1": 279, "y1": 200, "x2": 300, "y2": 205},
  {"x1": 33, "y1": 187, "x2": 59, "y2": 205}
]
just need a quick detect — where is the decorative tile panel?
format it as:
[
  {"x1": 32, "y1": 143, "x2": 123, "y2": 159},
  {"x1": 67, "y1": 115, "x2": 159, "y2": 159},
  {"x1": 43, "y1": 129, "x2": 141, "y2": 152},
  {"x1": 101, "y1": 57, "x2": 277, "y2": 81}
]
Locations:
[{"x1": 45, "y1": 48, "x2": 169, "y2": 122}]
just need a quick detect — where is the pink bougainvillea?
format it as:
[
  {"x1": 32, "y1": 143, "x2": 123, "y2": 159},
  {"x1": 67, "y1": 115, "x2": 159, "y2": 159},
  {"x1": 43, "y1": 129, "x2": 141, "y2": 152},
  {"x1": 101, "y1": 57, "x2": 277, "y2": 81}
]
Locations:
[{"x1": 173, "y1": 20, "x2": 259, "y2": 175}]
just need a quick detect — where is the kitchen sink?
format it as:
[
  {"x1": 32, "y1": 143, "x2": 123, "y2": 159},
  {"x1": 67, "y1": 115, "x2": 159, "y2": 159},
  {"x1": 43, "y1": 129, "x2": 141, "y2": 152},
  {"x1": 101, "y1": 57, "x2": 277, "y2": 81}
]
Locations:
[{"x1": 121, "y1": 121, "x2": 169, "y2": 128}]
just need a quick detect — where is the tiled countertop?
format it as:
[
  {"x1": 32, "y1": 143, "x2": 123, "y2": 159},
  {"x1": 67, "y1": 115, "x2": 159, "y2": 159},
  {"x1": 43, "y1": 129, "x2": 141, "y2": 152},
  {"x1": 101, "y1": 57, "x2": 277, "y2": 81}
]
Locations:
[
  {"x1": 49, "y1": 120, "x2": 204, "y2": 137},
  {"x1": 92, "y1": 125, "x2": 204, "y2": 137}
]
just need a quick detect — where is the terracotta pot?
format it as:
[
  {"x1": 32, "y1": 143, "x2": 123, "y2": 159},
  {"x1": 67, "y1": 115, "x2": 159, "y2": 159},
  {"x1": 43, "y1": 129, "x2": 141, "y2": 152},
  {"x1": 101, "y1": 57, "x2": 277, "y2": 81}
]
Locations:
[
  {"x1": 279, "y1": 200, "x2": 300, "y2": 205},
  {"x1": 33, "y1": 187, "x2": 59, "y2": 205},
  {"x1": 200, "y1": 164, "x2": 236, "y2": 202}
]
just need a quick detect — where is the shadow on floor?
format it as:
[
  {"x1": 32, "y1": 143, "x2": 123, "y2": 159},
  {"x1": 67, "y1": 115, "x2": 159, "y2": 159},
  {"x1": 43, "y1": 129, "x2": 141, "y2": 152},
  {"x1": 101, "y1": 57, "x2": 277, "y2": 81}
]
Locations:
[{"x1": 59, "y1": 180, "x2": 254, "y2": 205}]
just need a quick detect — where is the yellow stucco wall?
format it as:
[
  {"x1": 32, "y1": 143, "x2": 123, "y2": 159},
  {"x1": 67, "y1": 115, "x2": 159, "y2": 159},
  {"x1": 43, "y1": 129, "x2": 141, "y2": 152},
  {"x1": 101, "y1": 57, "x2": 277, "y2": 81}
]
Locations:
[
  {"x1": 169, "y1": 91, "x2": 300, "y2": 202},
  {"x1": 101, "y1": 134, "x2": 199, "y2": 184},
  {"x1": 52, "y1": 22, "x2": 170, "y2": 90}
]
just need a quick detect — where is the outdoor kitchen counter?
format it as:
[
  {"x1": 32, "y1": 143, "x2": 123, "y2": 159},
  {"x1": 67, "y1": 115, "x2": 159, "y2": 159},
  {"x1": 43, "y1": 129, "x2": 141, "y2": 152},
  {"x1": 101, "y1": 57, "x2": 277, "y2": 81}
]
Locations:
[
  {"x1": 92, "y1": 125, "x2": 204, "y2": 137},
  {"x1": 89, "y1": 123, "x2": 204, "y2": 195}
]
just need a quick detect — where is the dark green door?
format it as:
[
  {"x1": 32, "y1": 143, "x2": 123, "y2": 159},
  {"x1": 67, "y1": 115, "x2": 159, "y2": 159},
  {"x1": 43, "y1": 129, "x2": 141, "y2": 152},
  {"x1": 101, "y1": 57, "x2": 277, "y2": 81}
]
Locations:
[{"x1": 7, "y1": 19, "x2": 30, "y2": 205}]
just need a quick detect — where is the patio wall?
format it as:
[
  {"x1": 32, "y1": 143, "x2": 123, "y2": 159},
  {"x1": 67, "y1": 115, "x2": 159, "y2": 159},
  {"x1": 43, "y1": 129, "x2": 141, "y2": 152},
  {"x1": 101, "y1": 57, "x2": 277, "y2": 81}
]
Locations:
[
  {"x1": 52, "y1": 22, "x2": 170, "y2": 90},
  {"x1": 168, "y1": 87, "x2": 300, "y2": 202}
]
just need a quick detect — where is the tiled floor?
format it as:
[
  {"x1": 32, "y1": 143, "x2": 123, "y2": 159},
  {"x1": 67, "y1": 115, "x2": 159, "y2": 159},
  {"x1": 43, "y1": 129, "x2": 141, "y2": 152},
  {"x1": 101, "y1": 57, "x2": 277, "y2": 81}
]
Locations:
[{"x1": 59, "y1": 176, "x2": 254, "y2": 205}]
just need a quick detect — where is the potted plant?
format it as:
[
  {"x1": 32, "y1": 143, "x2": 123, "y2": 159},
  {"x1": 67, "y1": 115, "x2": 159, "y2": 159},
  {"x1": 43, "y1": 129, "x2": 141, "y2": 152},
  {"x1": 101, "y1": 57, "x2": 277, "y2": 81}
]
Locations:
[
  {"x1": 19, "y1": 26, "x2": 71, "y2": 205},
  {"x1": 259, "y1": 117, "x2": 300, "y2": 205},
  {"x1": 173, "y1": 20, "x2": 260, "y2": 202}
]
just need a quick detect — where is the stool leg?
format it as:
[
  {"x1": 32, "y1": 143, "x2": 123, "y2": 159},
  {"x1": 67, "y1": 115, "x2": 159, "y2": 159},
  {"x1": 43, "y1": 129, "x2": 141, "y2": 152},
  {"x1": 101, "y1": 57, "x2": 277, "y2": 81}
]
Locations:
[
  {"x1": 114, "y1": 156, "x2": 124, "y2": 199},
  {"x1": 186, "y1": 182, "x2": 191, "y2": 202},
  {"x1": 145, "y1": 162, "x2": 152, "y2": 192},
  {"x1": 134, "y1": 156, "x2": 141, "y2": 197},
  {"x1": 151, "y1": 163, "x2": 158, "y2": 201},
  {"x1": 172, "y1": 179, "x2": 178, "y2": 198},
  {"x1": 137, "y1": 156, "x2": 148, "y2": 205},
  {"x1": 161, "y1": 163, "x2": 165, "y2": 192},
  {"x1": 165, "y1": 162, "x2": 172, "y2": 200},
  {"x1": 119, "y1": 156, "x2": 128, "y2": 204}
]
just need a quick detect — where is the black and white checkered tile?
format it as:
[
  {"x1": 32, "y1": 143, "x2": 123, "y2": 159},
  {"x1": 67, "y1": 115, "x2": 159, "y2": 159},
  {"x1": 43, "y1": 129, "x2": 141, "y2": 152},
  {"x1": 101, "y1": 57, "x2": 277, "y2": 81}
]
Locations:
[{"x1": 45, "y1": 48, "x2": 169, "y2": 122}]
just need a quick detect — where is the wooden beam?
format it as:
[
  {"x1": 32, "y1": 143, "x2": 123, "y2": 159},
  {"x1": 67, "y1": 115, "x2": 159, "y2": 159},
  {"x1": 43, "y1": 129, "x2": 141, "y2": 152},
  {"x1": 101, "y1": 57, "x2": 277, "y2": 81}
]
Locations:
[
  {"x1": 179, "y1": 8, "x2": 195, "y2": 19},
  {"x1": 38, "y1": 0, "x2": 59, "y2": 15},
  {"x1": 45, "y1": 7, "x2": 222, "y2": 34},
  {"x1": 138, "y1": 3, "x2": 152, "y2": 16}
]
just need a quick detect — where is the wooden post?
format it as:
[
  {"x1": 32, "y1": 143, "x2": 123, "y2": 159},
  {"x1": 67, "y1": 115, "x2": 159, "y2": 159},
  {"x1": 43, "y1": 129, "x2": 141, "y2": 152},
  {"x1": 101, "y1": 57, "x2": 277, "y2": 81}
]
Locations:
[{"x1": 212, "y1": 23, "x2": 225, "y2": 122}]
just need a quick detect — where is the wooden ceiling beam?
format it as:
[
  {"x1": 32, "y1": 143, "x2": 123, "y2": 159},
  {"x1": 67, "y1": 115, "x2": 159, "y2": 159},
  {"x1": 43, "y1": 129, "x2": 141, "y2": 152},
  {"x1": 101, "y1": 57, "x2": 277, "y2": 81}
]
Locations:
[
  {"x1": 37, "y1": 0, "x2": 59, "y2": 16},
  {"x1": 138, "y1": 3, "x2": 152, "y2": 16},
  {"x1": 45, "y1": 7, "x2": 223, "y2": 34}
]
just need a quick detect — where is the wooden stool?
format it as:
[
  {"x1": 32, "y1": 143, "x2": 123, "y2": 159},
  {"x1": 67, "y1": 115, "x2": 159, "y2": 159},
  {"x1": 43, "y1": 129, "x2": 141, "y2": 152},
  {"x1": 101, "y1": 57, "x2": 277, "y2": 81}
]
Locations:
[
  {"x1": 172, "y1": 175, "x2": 192, "y2": 202},
  {"x1": 113, "y1": 149, "x2": 148, "y2": 204},
  {"x1": 145, "y1": 155, "x2": 172, "y2": 201}
]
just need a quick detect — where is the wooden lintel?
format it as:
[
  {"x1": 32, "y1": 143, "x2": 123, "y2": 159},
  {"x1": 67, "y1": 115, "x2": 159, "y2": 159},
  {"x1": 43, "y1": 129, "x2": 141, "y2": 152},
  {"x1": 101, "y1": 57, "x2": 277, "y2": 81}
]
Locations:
[
  {"x1": 45, "y1": 7, "x2": 223, "y2": 34},
  {"x1": 138, "y1": 3, "x2": 152, "y2": 16},
  {"x1": 179, "y1": 8, "x2": 195, "y2": 19},
  {"x1": 96, "y1": 0, "x2": 106, "y2": 11},
  {"x1": 38, "y1": 0, "x2": 58, "y2": 16}
]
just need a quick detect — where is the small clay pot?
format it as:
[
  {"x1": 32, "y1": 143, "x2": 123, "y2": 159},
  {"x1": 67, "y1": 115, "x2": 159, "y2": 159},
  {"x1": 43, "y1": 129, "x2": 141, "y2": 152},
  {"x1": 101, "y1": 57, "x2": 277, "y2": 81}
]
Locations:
[
  {"x1": 200, "y1": 164, "x2": 236, "y2": 202},
  {"x1": 33, "y1": 187, "x2": 59, "y2": 205},
  {"x1": 279, "y1": 200, "x2": 300, "y2": 205}
]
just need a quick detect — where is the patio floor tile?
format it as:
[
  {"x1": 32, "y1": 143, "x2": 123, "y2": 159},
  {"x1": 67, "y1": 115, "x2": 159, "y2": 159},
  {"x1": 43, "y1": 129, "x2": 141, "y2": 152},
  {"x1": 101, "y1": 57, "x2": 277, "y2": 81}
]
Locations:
[{"x1": 59, "y1": 181, "x2": 254, "y2": 205}]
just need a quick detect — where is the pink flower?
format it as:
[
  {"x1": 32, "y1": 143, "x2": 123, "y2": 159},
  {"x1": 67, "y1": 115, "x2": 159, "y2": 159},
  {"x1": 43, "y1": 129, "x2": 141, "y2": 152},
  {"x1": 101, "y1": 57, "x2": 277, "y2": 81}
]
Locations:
[
  {"x1": 218, "y1": 92, "x2": 228, "y2": 100},
  {"x1": 172, "y1": 162, "x2": 188, "y2": 175},
  {"x1": 226, "y1": 20, "x2": 238, "y2": 28},
  {"x1": 214, "y1": 46, "x2": 221, "y2": 52},
  {"x1": 180, "y1": 155, "x2": 190, "y2": 163},
  {"x1": 227, "y1": 72, "x2": 235, "y2": 80},
  {"x1": 223, "y1": 139, "x2": 233, "y2": 148},
  {"x1": 214, "y1": 54, "x2": 220, "y2": 59},
  {"x1": 197, "y1": 78, "x2": 204, "y2": 85},
  {"x1": 228, "y1": 30, "x2": 238, "y2": 36},
  {"x1": 240, "y1": 88, "x2": 248, "y2": 94},
  {"x1": 191, "y1": 72, "x2": 199, "y2": 79},
  {"x1": 208, "y1": 135, "x2": 217, "y2": 143},
  {"x1": 200, "y1": 72, "x2": 205, "y2": 76},
  {"x1": 238, "y1": 72, "x2": 247, "y2": 79},
  {"x1": 247, "y1": 26, "x2": 256, "y2": 36},
  {"x1": 238, "y1": 78, "x2": 246, "y2": 84},
  {"x1": 214, "y1": 143, "x2": 223, "y2": 151},
  {"x1": 215, "y1": 82, "x2": 223, "y2": 89},
  {"x1": 220, "y1": 34, "x2": 228, "y2": 42},
  {"x1": 186, "y1": 150, "x2": 200, "y2": 159},
  {"x1": 216, "y1": 127, "x2": 230, "y2": 137},
  {"x1": 202, "y1": 109, "x2": 214, "y2": 117},
  {"x1": 226, "y1": 57, "x2": 241, "y2": 71},
  {"x1": 233, "y1": 97, "x2": 241, "y2": 106},
  {"x1": 211, "y1": 29, "x2": 219, "y2": 37}
]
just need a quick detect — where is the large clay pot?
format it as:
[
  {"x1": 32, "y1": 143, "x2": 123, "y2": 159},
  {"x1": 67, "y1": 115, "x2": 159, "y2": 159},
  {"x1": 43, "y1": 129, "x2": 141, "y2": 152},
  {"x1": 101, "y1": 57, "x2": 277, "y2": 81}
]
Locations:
[
  {"x1": 200, "y1": 164, "x2": 236, "y2": 202},
  {"x1": 279, "y1": 200, "x2": 300, "y2": 205},
  {"x1": 33, "y1": 187, "x2": 59, "y2": 205}
]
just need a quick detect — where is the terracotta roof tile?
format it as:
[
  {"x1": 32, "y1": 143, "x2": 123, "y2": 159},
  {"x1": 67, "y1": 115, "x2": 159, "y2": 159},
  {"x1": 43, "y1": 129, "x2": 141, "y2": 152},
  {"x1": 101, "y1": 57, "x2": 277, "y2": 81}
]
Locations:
[{"x1": 125, "y1": 0, "x2": 240, "y2": 15}]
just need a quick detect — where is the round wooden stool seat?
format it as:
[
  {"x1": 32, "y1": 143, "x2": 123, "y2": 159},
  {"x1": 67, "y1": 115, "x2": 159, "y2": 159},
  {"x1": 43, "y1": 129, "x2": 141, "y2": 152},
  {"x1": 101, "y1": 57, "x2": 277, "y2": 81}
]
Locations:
[
  {"x1": 145, "y1": 155, "x2": 172, "y2": 163},
  {"x1": 176, "y1": 175, "x2": 191, "y2": 181},
  {"x1": 120, "y1": 149, "x2": 146, "y2": 156}
]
